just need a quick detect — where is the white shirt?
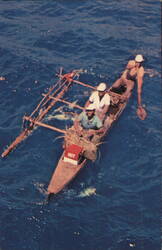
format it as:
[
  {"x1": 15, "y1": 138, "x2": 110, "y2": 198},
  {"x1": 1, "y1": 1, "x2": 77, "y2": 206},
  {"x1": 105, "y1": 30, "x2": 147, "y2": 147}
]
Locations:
[{"x1": 89, "y1": 91, "x2": 110, "y2": 110}]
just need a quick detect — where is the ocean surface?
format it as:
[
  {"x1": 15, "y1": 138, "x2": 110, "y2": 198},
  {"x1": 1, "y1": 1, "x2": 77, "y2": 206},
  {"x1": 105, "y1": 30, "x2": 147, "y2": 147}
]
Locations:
[{"x1": 0, "y1": 1, "x2": 161, "y2": 250}]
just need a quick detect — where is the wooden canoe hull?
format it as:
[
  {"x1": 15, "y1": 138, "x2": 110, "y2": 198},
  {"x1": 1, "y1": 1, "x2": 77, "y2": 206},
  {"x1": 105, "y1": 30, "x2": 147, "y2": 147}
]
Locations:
[
  {"x1": 47, "y1": 89, "x2": 132, "y2": 195},
  {"x1": 47, "y1": 153, "x2": 86, "y2": 194}
]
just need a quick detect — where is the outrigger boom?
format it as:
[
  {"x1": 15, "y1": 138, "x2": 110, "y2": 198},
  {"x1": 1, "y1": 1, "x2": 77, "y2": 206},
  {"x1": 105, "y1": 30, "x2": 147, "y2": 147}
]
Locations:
[
  {"x1": 42, "y1": 94, "x2": 84, "y2": 110},
  {"x1": 1, "y1": 70, "x2": 81, "y2": 158}
]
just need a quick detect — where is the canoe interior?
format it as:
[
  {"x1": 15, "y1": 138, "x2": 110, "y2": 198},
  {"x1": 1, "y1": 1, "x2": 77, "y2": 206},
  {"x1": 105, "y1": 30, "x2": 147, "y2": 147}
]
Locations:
[{"x1": 47, "y1": 88, "x2": 129, "y2": 195}]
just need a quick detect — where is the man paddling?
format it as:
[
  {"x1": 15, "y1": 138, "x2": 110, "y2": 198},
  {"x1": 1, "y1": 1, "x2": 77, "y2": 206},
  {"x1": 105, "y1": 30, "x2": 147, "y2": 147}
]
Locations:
[
  {"x1": 85, "y1": 82, "x2": 110, "y2": 120},
  {"x1": 111, "y1": 54, "x2": 147, "y2": 120},
  {"x1": 74, "y1": 104, "x2": 105, "y2": 140}
]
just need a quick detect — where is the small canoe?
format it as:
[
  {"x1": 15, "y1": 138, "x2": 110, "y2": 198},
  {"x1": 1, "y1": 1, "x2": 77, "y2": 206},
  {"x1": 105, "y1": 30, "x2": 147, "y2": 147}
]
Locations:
[{"x1": 47, "y1": 88, "x2": 129, "y2": 195}]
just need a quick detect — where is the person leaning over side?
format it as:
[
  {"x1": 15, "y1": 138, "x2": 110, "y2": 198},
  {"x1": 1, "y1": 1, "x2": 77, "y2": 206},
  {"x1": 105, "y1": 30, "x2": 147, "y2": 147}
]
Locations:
[
  {"x1": 111, "y1": 54, "x2": 147, "y2": 120},
  {"x1": 85, "y1": 82, "x2": 111, "y2": 121},
  {"x1": 74, "y1": 104, "x2": 105, "y2": 141}
]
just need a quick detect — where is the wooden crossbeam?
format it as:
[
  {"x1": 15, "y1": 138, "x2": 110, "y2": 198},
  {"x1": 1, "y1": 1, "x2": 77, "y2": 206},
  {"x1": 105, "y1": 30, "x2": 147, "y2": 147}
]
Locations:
[
  {"x1": 72, "y1": 79, "x2": 96, "y2": 90},
  {"x1": 24, "y1": 116, "x2": 66, "y2": 134},
  {"x1": 42, "y1": 94, "x2": 84, "y2": 110},
  {"x1": 73, "y1": 79, "x2": 121, "y2": 97},
  {"x1": 59, "y1": 73, "x2": 122, "y2": 98},
  {"x1": 58, "y1": 73, "x2": 96, "y2": 90}
]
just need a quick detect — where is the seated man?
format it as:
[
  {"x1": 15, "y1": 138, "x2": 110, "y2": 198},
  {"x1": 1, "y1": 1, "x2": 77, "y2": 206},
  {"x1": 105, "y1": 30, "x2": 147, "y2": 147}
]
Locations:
[
  {"x1": 74, "y1": 104, "x2": 105, "y2": 140},
  {"x1": 85, "y1": 82, "x2": 110, "y2": 120}
]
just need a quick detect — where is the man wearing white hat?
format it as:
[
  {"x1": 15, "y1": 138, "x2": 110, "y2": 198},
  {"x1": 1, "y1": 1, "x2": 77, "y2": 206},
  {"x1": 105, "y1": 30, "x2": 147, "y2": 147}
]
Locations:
[
  {"x1": 74, "y1": 103, "x2": 105, "y2": 138},
  {"x1": 85, "y1": 82, "x2": 110, "y2": 120},
  {"x1": 111, "y1": 54, "x2": 147, "y2": 120}
]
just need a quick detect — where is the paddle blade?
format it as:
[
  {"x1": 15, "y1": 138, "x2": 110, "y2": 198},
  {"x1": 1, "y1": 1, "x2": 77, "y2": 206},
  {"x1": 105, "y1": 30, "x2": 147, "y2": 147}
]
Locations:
[
  {"x1": 43, "y1": 193, "x2": 53, "y2": 205},
  {"x1": 136, "y1": 107, "x2": 147, "y2": 120}
]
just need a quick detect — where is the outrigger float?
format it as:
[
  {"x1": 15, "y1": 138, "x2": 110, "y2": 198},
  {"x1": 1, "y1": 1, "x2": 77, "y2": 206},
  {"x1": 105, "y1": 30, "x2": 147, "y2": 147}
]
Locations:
[{"x1": 1, "y1": 69, "x2": 130, "y2": 196}]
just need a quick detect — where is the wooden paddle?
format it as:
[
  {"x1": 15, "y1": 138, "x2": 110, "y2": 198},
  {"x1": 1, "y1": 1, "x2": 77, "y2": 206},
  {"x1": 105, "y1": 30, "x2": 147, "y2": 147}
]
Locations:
[
  {"x1": 136, "y1": 106, "x2": 147, "y2": 120},
  {"x1": 44, "y1": 193, "x2": 53, "y2": 205}
]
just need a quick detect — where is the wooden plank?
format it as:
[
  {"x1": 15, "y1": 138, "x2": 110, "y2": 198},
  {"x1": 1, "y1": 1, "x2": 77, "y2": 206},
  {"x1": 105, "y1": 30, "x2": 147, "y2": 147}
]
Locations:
[
  {"x1": 72, "y1": 79, "x2": 122, "y2": 97},
  {"x1": 24, "y1": 116, "x2": 66, "y2": 134},
  {"x1": 42, "y1": 94, "x2": 84, "y2": 110},
  {"x1": 73, "y1": 79, "x2": 96, "y2": 90}
]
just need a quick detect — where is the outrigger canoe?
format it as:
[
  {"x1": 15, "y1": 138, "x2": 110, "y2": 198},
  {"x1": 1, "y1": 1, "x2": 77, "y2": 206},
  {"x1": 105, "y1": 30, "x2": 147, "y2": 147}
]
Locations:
[{"x1": 1, "y1": 69, "x2": 131, "y2": 196}]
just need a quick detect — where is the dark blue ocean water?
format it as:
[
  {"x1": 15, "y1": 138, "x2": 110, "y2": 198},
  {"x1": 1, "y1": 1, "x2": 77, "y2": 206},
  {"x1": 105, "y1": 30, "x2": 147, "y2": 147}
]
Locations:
[{"x1": 0, "y1": 1, "x2": 161, "y2": 250}]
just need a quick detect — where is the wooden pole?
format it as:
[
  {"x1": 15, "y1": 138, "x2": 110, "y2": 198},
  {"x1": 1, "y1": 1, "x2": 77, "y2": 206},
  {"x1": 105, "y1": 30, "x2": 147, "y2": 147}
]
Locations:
[
  {"x1": 72, "y1": 79, "x2": 96, "y2": 90},
  {"x1": 42, "y1": 94, "x2": 84, "y2": 110},
  {"x1": 58, "y1": 74, "x2": 96, "y2": 90},
  {"x1": 59, "y1": 73, "x2": 121, "y2": 98},
  {"x1": 24, "y1": 116, "x2": 66, "y2": 134},
  {"x1": 73, "y1": 79, "x2": 121, "y2": 97}
]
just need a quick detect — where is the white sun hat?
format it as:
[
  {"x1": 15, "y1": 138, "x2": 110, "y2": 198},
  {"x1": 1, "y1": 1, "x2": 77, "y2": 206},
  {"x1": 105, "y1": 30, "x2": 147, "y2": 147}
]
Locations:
[
  {"x1": 97, "y1": 82, "x2": 107, "y2": 91},
  {"x1": 135, "y1": 54, "x2": 144, "y2": 63},
  {"x1": 86, "y1": 103, "x2": 96, "y2": 111}
]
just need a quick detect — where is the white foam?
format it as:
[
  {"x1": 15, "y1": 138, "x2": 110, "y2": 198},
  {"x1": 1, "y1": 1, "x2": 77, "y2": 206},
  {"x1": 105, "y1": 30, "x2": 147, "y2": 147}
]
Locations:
[{"x1": 78, "y1": 187, "x2": 96, "y2": 197}]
